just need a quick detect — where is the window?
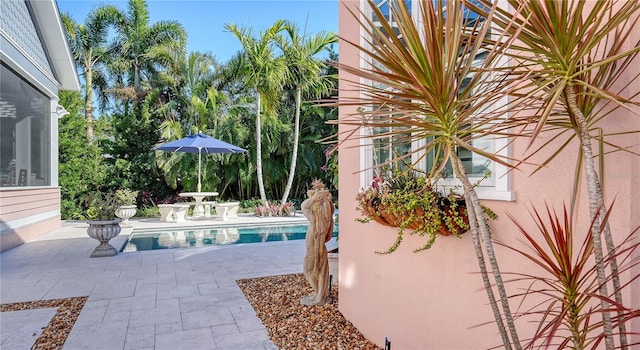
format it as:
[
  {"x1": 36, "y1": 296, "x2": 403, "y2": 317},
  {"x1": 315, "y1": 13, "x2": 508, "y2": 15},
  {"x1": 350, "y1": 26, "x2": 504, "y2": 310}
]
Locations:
[
  {"x1": 0, "y1": 63, "x2": 51, "y2": 187},
  {"x1": 372, "y1": 0, "x2": 412, "y2": 26},
  {"x1": 362, "y1": 0, "x2": 514, "y2": 201},
  {"x1": 362, "y1": 0, "x2": 415, "y2": 179}
]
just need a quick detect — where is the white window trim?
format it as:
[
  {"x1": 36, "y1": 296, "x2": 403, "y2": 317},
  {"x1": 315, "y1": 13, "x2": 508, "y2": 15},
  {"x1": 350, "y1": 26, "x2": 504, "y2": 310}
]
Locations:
[{"x1": 358, "y1": 0, "x2": 516, "y2": 201}]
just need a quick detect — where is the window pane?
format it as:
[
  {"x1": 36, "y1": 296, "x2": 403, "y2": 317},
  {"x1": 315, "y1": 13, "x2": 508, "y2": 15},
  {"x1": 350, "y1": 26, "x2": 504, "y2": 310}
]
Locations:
[
  {"x1": 434, "y1": 141, "x2": 492, "y2": 180},
  {"x1": 374, "y1": 0, "x2": 412, "y2": 26},
  {"x1": 464, "y1": 139, "x2": 491, "y2": 178},
  {"x1": 371, "y1": 114, "x2": 412, "y2": 175},
  {"x1": 0, "y1": 63, "x2": 51, "y2": 187}
]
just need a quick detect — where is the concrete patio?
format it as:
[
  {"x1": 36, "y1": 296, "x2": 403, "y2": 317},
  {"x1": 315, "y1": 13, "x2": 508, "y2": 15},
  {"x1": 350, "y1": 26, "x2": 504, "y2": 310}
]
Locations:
[{"x1": 0, "y1": 214, "x2": 324, "y2": 349}]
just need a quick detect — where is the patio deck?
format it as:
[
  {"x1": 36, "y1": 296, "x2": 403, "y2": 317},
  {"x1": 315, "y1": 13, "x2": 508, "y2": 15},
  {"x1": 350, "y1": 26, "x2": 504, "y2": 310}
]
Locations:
[{"x1": 0, "y1": 214, "x2": 325, "y2": 349}]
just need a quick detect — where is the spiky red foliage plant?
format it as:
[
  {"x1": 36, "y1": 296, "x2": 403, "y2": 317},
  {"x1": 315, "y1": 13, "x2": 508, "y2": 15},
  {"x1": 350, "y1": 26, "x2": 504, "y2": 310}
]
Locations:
[{"x1": 499, "y1": 204, "x2": 640, "y2": 349}]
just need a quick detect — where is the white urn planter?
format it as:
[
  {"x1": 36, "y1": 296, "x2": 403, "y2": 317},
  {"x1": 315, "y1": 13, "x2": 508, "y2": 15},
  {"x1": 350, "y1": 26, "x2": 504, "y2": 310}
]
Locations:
[
  {"x1": 115, "y1": 205, "x2": 137, "y2": 225},
  {"x1": 87, "y1": 219, "x2": 121, "y2": 258}
]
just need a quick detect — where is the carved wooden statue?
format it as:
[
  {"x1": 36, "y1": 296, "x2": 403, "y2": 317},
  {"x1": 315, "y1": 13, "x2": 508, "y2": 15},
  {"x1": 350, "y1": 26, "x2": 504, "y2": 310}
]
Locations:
[{"x1": 301, "y1": 180, "x2": 335, "y2": 306}]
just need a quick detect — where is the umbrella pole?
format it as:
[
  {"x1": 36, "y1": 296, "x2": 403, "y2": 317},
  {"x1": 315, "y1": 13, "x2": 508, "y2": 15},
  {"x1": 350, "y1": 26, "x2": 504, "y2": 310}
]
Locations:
[{"x1": 198, "y1": 149, "x2": 202, "y2": 192}]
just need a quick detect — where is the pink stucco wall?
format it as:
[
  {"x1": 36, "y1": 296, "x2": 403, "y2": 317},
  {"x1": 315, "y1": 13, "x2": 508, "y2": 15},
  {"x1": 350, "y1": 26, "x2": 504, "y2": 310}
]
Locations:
[{"x1": 337, "y1": 1, "x2": 640, "y2": 349}]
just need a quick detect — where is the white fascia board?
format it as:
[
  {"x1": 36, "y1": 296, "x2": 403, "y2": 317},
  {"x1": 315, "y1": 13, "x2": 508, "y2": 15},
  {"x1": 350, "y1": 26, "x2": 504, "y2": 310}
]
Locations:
[{"x1": 29, "y1": 0, "x2": 80, "y2": 92}]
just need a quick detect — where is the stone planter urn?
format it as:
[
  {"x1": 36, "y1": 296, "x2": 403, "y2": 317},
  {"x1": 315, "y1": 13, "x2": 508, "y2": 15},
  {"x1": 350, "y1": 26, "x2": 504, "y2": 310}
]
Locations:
[
  {"x1": 115, "y1": 205, "x2": 137, "y2": 226},
  {"x1": 87, "y1": 219, "x2": 121, "y2": 258}
]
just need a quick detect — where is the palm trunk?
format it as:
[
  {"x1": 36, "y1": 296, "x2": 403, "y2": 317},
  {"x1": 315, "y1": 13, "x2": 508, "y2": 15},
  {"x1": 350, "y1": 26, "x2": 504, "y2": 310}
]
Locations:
[
  {"x1": 84, "y1": 93, "x2": 94, "y2": 144},
  {"x1": 451, "y1": 153, "x2": 521, "y2": 350},
  {"x1": 220, "y1": 181, "x2": 230, "y2": 197},
  {"x1": 281, "y1": 86, "x2": 302, "y2": 205},
  {"x1": 84, "y1": 67, "x2": 94, "y2": 144},
  {"x1": 255, "y1": 92, "x2": 268, "y2": 205},
  {"x1": 563, "y1": 85, "x2": 624, "y2": 349},
  {"x1": 134, "y1": 62, "x2": 141, "y2": 93}
]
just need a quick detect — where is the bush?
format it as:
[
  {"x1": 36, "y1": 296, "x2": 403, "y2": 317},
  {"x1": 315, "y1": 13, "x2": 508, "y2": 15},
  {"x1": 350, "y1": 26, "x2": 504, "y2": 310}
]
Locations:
[
  {"x1": 58, "y1": 91, "x2": 107, "y2": 219},
  {"x1": 137, "y1": 205, "x2": 160, "y2": 218},
  {"x1": 241, "y1": 199, "x2": 263, "y2": 209}
]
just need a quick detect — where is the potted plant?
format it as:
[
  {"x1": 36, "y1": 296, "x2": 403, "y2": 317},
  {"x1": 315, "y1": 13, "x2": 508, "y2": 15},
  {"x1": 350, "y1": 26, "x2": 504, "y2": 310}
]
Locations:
[
  {"x1": 83, "y1": 192, "x2": 121, "y2": 258},
  {"x1": 115, "y1": 189, "x2": 138, "y2": 225},
  {"x1": 356, "y1": 171, "x2": 496, "y2": 254}
]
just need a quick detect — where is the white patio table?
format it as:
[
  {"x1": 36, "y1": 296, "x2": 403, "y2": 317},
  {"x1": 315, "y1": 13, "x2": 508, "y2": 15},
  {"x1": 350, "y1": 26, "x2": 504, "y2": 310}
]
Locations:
[{"x1": 178, "y1": 191, "x2": 219, "y2": 219}]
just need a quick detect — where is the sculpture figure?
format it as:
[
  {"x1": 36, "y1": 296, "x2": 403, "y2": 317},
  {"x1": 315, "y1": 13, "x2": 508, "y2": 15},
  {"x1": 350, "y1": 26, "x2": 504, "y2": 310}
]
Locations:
[{"x1": 301, "y1": 180, "x2": 335, "y2": 306}]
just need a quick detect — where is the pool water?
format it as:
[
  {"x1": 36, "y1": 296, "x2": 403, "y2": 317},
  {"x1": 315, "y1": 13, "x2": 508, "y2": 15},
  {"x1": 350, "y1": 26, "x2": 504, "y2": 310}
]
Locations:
[{"x1": 121, "y1": 224, "x2": 338, "y2": 252}]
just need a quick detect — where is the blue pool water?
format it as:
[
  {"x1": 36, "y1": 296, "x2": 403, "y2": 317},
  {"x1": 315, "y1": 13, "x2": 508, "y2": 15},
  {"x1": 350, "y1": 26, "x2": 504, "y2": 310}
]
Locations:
[{"x1": 121, "y1": 224, "x2": 338, "y2": 252}]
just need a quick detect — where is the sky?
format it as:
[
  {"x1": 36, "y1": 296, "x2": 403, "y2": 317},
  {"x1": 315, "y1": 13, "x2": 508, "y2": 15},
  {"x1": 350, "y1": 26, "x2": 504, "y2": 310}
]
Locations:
[{"x1": 57, "y1": 0, "x2": 339, "y2": 63}]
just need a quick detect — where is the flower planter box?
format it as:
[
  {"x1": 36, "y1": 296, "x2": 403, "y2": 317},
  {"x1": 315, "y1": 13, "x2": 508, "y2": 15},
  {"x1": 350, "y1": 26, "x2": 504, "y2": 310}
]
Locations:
[{"x1": 363, "y1": 197, "x2": 470, "y2": 236}]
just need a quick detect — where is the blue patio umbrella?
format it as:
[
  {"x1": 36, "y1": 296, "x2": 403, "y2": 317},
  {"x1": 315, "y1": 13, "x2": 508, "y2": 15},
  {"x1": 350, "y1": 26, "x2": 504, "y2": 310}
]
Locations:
[{"x1": 155, "y1": 133, "x2": 246, "y2": 192}]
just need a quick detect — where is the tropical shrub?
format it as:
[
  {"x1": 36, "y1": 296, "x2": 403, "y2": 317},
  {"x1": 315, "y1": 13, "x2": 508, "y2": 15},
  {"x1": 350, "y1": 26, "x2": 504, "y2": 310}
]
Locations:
[
  {"x1": 58, "y1": 91, "x2": 107, "y2": 220},
  {"x1": 137, "y1": 205, "x2": 160, "y2": 218},
  {"x1": 82, "y1": 192, "x2": 119, "y2": 221}
]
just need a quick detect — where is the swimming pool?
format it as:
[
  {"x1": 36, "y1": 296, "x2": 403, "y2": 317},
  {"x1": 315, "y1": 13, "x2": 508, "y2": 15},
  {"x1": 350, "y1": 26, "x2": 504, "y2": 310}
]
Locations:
[{"x1": 121, "y1": 224, "x2": 338, "y2": 252}]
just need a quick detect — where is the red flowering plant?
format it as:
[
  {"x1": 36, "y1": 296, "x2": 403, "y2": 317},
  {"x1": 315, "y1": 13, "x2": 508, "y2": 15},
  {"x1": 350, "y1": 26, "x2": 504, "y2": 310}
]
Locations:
[
  {"x1": 355, "y1": 175, "x2": 386, "y2": 222},
  {"x1": 254, "y1": 201, "x2": 296, "y2": 217},
  {"x1": 321, "y1": 144, "x2": 339, "y2": 190}
]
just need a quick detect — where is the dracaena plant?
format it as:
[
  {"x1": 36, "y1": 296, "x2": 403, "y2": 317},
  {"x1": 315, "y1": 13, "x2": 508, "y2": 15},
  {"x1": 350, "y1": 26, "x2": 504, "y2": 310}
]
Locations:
[
  {"x1": 467, "y1": 1, "x2": 640, "y2": 347},
  {"x1": 332, "y1": 0, "x2": 526, "y2": 347},
  {"x1": 499, "y1": 204, "x2": 640, "y2": 350}
]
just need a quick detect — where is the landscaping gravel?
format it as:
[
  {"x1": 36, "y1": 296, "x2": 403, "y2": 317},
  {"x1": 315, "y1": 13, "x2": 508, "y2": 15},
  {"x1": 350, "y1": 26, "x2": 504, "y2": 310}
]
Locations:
[{"x1": 237, "y1": 273, "x2": 380, "y2": 350}]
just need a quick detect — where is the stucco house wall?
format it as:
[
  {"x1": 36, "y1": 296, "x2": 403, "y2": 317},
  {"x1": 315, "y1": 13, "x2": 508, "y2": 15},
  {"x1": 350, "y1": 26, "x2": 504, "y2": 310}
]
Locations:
[
  {"x1": 0, "y1": 0, "x2": 79, "y2": 252},
  {"x1": 337, "y1": 1, "x2": 640, "y2": 349}
]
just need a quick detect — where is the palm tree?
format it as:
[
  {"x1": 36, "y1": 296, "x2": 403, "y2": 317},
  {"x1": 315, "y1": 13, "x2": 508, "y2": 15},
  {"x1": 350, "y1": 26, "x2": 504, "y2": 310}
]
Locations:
[
  {"x1": 333, "y1": 1, "x2": 523, "y2": 348},
  {"x1": 154, "y1": 49, "x2": 214, "y2": 191},
  {"x1": 159, "y1": 49, "x2": 218, "y2": 130},
  {"x1": 225, "y1": 21, "x2": 287, "y2": 205},
  {"x1": 109, "y1": 0, "x2": 186, "y2": 96},
  {"x1": 277, "y1": 22, "x2": 337, "y2": 205},
  {"x1": 471, "y1": 1, "x2": 640, "y2": 347},
  {"x1": 61, "y1": 7, "x2": 119, "y2": 143}
]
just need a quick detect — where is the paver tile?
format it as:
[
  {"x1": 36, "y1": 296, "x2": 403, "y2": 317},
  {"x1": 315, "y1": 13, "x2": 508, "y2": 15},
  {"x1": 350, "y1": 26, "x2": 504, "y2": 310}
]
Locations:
[
  {"x1": 107, "y1": 295, "x2": 157, "y2": 313},
  {"x1": 89, "y1": 279, "x2": 137, "y2": 301},
  {"x1": 155, "y1": 328, "x2": 216, "y2": 350},
  {"x1": 213, "y1": 329, "x2": 274, "y2": 349},
  {"x1": 124, "y1": 324, "x2": 155, "y2": 350},
  {"x1": 181, "y1": 307, "x2": 235, "y2": 330},
  {"x1": 156, "y1": 284, "x2": 200, "y2": 300},
  {"x1": 210, "y1": 323, "x2": 240, "y2": 338},
  {"x1": 0, "y1": 308, "x2": 56, "y2": 350},
  {"x1": 63, "y1": 315, "x2": 128, "y2": 350},
  {"x1": 233, "y1": 311, "x2": 266, "y2": 332}
]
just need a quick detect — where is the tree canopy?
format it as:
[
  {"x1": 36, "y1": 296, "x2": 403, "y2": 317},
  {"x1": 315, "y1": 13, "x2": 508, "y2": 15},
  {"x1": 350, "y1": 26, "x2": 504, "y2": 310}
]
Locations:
[{"x1": 58, "y1": 0, "x2": 338, "y2": 219}]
